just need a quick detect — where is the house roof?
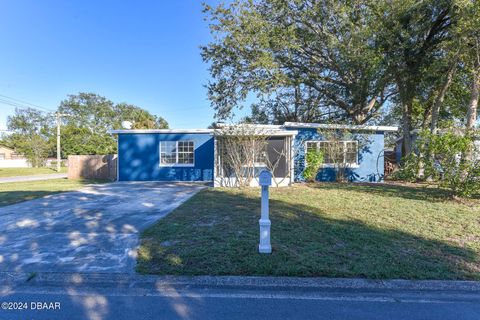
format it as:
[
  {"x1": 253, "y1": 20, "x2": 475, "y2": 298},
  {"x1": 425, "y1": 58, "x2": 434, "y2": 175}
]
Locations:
[
  {"x1": 110, "y1": 122, "x2": 397, "y2": 135},
  {"x1": 283, "y1": 122, "x2": 398, "y2": 132}
]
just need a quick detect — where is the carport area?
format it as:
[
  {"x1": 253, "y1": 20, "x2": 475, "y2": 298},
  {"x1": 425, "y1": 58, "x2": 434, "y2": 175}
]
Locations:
[{"x1": 0, "y1": 182, "x2": 205, "y2": 273}]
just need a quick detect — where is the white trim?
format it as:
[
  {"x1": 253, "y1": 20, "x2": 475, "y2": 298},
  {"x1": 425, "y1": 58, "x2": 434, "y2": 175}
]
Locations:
[
  {"x1": 284, "y1": 122, "x2": 398, "y2": 132},
  {"x1": 110, "y1": 129, "x2": 214, "y2": 134},
  {"x1": 320, "y1": 163, "x2": 360, "y2": 169},
  {"x1": 110, "y1": 128, "x2": 298, "y2": 136},
  {"x1": 304, "y1": 140, "x2": 359, "y2": 167},
  {"x1": 213, "y1": 128, "x2": 298, "y2": 137},
  {"x1": 159, "y1": 140, "x2": 195, "y2": 167},
  {"x1": 215, "y1": 123, "x2": 283, "y2": 129}
]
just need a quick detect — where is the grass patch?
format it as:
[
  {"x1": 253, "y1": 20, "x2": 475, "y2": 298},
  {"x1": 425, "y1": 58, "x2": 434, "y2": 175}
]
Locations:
[
  {"x1": 0, "y1": 167, "x2": 67, "y2": 178},
  {"x1": 0, "y1": 178, "x2": 103, "y2": 207},
  {"x1": 138, "y1": 183, "x2": 480, "y2": 280}
]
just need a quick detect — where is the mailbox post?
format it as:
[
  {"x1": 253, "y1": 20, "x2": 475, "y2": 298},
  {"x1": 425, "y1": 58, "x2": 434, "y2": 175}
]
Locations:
[{"x1": 258, "y1": 170, "x2": 272, "y2": 254}]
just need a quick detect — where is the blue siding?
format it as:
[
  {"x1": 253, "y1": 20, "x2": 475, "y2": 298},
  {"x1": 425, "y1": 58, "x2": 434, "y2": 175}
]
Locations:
[
  {"x1": 118, "y1": 133, "x2": 214, "y2": 181},
  {"x1": 289, "y1": 128, "x2": 385, "y2": 182}
]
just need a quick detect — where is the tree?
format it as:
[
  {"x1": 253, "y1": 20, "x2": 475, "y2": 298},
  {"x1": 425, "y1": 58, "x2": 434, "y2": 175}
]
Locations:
[
  {"x1": 214, "y1": 124, "x2": 269, "y2": 187},
  {"x1": 6, "y1": 108, "x2": 53, "y2": 167},
  {"x1": 202, "y1": 0, "x2": 392, "y2": 125},
  {"x1": 58, "y1": 93, "x2": 169, "y2": 155},
  {"x1": 375, "y1": 0, "x2": 454, "y2": 156},
  {"x1": 114, "y1": 103, "x2": 169, "y2": 129}
]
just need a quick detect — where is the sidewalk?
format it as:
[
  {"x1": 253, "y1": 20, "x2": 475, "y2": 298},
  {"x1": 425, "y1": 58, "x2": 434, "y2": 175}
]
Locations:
[
  {"x1": 2, "y1": 272, "x2": 479, "y2": 320},
  {"x1": 0, "y1": 173, "x2": 67, "y2": 183},
  {"x1": 3, "y1": 271, "x2": 480, "y2": 293}
]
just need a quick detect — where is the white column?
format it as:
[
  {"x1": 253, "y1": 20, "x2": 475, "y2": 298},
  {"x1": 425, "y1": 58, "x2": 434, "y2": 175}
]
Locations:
[{"x1": 259, "y1": 185, "x2": 272, "y2": 253}]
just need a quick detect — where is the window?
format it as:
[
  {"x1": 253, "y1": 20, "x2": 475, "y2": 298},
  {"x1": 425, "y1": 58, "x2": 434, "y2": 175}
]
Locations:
[
  {"x1": 306, "y1": 141, "x2": 358, "y2": 166},
  {"x1": 160, "y1": 141, "x2": 194, "y2": 166},
  {"x1": 0, "y1": 153, "x2": 5, "y2": 160}
]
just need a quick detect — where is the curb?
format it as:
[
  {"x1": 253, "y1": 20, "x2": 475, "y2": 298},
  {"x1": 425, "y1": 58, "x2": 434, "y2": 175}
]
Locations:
[{"x1": 1, "y1": 272, "x2": 480, "y2": 292}]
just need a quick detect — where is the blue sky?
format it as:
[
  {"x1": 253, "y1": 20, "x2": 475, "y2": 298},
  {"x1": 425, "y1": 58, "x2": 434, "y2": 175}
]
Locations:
[{"x1": 0, "y1": 0, "x2": 240, "y2": 130}]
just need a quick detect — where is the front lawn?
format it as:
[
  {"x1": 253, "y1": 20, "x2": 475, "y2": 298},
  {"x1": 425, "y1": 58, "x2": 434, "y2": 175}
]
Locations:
[
  {"x1": 0, "y1": 167, "x2": 67, "y2": 178},
  {"x1": 0, "y1": 178, "x2": 101, "y2": 207},
  {"x1": 138, "y1": 183, "x2": 480, "y2": 280}
]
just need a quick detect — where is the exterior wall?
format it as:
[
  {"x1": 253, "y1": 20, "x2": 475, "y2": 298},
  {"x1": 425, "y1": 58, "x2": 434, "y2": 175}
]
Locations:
[
  {"x1": 289, "y1": 128, "x2": 385, "y2": 182},
  {"x1": 0, "y1": 159, "x2": 30, "y2": 168},
  {"x1": 0, "y1": 146, "x2": 24, "y2": 160},
  {"x1": 118, "y1": 133, "x2": 214, "y2": 182}
]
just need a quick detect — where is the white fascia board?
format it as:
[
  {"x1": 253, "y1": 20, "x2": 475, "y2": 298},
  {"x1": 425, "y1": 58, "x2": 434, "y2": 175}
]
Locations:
[
  {"x1": 283, "y1": 122, "x2": 398, "y2": 132},
  {"x1": 109, "y1": 129, "x2": 215, "y2": 134},
  {"x1": 215, "y1": 123, "x2": 283, "y2": 129},
  {"x1": 109, "y1": 128, "x2": 297, "y2": 136},
  {"x1": 269, "y1": 130, "x2": 298, "y2": 136},
  {"x1": 213, "y1": 129, "x2": 298, "y2": 137}
]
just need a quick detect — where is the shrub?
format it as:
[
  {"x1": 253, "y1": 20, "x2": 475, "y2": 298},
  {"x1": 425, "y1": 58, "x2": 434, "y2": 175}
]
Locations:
[
  {"x1": 396, "y1": 129, "x2": 480, "y2": 197},
  {"x1": 303, "y1": 150, "x2": 324, "y2": 182}
]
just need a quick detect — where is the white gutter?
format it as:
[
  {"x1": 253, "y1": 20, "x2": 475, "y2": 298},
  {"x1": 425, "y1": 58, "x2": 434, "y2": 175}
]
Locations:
[
  {"x1": 110, "y1": 128, "x2": 298, "y2": 136},
  {"x1": 109, "y1": 129, "x2": 215, "y2": 134},
  {"x1": 283, "y1": 122, "x2": 398, "y2": 132}
]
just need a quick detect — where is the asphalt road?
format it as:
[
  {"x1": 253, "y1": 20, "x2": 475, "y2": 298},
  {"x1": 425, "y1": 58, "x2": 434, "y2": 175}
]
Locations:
[{"x1": 1, "y1": 284, "x2": 479, "y2": 320}]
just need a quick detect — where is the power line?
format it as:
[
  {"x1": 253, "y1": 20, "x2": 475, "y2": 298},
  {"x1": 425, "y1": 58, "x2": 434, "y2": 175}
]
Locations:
[{"x1": 0, "y1": 94, "x2": 54, "y2": 112}]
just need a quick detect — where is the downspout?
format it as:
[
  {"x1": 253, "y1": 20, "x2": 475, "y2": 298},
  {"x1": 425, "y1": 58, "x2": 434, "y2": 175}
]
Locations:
[
  {"x1": 116, "y1": 134, "x2": 119, "y2": 182},
  {"x1": 290, "y1": 135, "x2": 296, "y2": 185},
  {"x1": 213, "y1": 135, "x2": 217, "y2": 187}
]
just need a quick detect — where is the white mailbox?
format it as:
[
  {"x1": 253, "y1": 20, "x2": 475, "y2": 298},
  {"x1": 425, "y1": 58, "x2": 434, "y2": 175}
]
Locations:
[{"x1": 258, "y1": 170, "x2": 272, "y2": 254}]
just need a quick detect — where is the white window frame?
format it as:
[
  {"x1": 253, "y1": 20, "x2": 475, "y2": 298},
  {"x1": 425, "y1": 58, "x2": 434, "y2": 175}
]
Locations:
[
  {"x1": 159, "y1": 140, "x2": 195, "y2": 167},
  {"x1": 304, "y1": 140, "x2": 359, "y2": 168}
]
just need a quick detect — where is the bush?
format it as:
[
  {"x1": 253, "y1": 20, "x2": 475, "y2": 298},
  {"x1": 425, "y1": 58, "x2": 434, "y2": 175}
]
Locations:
[
  {"x1": 396, "y1": 129, "x2": 480, "y2": 197},
  {"x1": 303, "y1": 150, "x2": 324, "y2": 182}
]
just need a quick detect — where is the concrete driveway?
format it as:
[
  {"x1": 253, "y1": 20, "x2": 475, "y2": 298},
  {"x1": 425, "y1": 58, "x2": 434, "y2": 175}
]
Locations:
[{"x1": 0, "y1": 182, "x2": 205, "y2": 273}]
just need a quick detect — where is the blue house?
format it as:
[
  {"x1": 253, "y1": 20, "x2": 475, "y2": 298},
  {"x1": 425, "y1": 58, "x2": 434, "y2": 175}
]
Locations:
[
  {"x1": 114, "y1": 129, "x2": 215, "y2": 182},
  {"x1": 111, "y1": 122, "x2": 397, "y2": 185}
]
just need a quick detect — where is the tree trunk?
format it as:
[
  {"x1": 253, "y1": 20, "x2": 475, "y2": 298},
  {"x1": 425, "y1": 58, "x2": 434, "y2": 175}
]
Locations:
[
  {"x1": 464, "y1": 54, "x2": 479, "y2": 163},
  {"x1": 401, "y1": 100, "x2": 413, "y2": 157},
  {"x1": 466, "y1": 61, "x2": 479, "y2": 130},
  {"x1": 431, "y1": 63, "x2": 456, "y2": 133}
]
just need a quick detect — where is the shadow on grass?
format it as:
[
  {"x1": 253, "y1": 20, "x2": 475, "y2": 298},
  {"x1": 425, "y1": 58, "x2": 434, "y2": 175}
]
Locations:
[
  {"x1": 307, "y1": 182, "x2": 459, "y2": 203},
  {"x1": 139, "y1": 188, "x2": 479, "y2": 280}
]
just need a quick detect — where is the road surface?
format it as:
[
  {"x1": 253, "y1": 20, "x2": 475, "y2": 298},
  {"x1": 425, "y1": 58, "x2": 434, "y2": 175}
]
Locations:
[{"x1": 1, "y1": 280, "x2": 479, "y2": 320}]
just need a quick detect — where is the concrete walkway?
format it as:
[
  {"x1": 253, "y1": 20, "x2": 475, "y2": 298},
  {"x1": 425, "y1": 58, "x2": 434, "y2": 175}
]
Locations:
[
  {"x1": 0, "y1": 182, "x2": 205, "y2": 273},
  {"x1": 0, "y1": 173, "x2": 68, "y2": 183}
]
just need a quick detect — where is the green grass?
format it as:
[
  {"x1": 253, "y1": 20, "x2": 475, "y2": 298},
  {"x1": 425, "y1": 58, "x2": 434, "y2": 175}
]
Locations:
[
  {"x1": 0, "y1": 178, "x2": 102, "y2": 207},
  {"x1": 0, "y1": 167, "x2": 67, "y2": 178},
  {"x1": 138, "y1": 183, "x2": 480, "y2": 280}
]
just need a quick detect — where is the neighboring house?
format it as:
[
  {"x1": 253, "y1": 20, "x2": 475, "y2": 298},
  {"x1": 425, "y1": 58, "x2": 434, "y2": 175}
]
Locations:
[
  {"x1": 0, "y1": 145, "x2": 29, "y2": 168},
  {"x1": 0, "y1": 145, "x2": 21, "y2": 160},
  {"x1": 111, "y1": 122, "x2": 398, "y2": 185}
]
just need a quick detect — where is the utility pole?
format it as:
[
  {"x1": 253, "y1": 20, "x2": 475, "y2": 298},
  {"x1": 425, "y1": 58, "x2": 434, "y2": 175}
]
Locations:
[{"x1": 55, "y1": 113, "x2": 68, "y2": 172}]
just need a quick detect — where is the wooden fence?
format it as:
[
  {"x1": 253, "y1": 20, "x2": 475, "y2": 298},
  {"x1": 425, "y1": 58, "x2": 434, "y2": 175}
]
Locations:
[{"x1": 68, "y1": 154, "x2": 117, "y2": 181}]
